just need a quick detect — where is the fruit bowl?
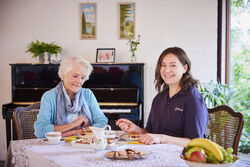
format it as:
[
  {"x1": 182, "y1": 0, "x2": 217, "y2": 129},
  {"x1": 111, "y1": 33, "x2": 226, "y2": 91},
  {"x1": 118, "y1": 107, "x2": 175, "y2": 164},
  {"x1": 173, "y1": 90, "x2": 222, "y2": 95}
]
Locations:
[{"x1": 180, "y1": 155, "x2": 239, "y2": 167}]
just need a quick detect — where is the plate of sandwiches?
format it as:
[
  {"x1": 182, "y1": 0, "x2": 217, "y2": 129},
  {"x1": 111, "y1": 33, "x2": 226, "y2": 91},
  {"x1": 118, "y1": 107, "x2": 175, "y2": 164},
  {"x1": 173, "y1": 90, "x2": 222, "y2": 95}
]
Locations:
[
  {"x1": 120, "y1": 132, "x2": 141, "y2": 141},
  {"x1": 71, "y1": 138, "x2": 92, "y2": 149},
  {"x1": 104, "y1": 149, "x2": 147, "y2": 160}
]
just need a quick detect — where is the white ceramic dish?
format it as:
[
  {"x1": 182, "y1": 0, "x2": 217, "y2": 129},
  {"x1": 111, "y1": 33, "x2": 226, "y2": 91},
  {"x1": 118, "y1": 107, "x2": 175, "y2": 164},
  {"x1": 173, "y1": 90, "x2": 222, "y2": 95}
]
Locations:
[{"x1": 180, "y1": 155, "x2": 239, "y2": 167}]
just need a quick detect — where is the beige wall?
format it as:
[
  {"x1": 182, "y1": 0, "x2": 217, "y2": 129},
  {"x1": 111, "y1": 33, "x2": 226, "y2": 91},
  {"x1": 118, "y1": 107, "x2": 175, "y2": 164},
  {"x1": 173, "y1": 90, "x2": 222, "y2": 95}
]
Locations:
[{"x1": 0, "y1": 0, "x2": 217, "y2": 159}]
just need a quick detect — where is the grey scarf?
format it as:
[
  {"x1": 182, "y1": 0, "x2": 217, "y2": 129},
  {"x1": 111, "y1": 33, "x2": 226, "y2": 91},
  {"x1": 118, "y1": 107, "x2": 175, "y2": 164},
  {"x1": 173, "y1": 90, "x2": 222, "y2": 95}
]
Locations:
[{"x1": 55, "y1": 81, "x2": 93, "y2": 126}]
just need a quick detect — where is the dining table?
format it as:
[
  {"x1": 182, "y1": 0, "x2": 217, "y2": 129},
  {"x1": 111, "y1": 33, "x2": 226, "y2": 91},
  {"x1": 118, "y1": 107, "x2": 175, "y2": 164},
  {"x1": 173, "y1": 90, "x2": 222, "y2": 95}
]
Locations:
[{"x1": 5, "y1": 132, "x2": 189, "y2": 167}]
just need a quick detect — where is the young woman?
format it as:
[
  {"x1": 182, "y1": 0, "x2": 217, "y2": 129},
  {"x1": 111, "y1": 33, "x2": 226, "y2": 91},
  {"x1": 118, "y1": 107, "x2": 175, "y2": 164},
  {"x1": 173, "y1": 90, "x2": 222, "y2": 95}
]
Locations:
[
  {"x1": 34, "y1": 56, "x2": 108, "y2": 138},
  {"x1": 116, "y1": 47, "x2": 208, "y2": 147}
]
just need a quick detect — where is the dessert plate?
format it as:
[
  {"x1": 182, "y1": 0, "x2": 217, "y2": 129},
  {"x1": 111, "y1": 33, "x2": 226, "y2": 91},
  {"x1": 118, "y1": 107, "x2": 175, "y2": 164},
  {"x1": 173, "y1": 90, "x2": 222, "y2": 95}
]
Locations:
[{"x1": 104, "y1": 149, "x2": 147, "y2": 160}]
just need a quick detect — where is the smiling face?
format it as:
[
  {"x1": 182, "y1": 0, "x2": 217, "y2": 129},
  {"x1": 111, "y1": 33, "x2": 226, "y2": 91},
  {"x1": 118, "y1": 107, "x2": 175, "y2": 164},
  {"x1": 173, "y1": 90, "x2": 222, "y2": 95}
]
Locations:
[
  {"x1": 160, "y1": 53, "x2": 187, "y2": 88},
  {"x1": 62, "y1": 62, "x2": 87, "y2": 98}
]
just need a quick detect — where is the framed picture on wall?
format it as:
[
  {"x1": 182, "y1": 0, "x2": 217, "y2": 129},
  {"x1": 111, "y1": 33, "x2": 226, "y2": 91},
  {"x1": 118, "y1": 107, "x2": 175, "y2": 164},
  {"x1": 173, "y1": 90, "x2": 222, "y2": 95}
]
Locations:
[
  {"x1": 119, "y1": 3, "x2": 135, "y2": 39},
  {"x1": 80, "y1": 3, "x2": 96, "y2": 39},
  {"x1": 96, "y1": 48, "x2": 115, "y2": 63}
]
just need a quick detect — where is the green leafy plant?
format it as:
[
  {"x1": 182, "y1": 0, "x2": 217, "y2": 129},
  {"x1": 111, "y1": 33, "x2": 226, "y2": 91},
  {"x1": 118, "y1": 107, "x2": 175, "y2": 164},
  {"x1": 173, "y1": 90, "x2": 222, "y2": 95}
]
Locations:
[
  {"x1": 26, "y1": 40, "x2": 62, "y2": 58},
  {"x1": 231, "y1": 48, "x2": 250, "y2": 153},
  {"x1": 230, "y1": 0, "x2": 250, "y2": 153},
  {"x1": 199, "y1": 80, "x2": 249, "y2": 153},
  {"x1": 199, "y1": 80, "x2": 237, "y2": 108}
]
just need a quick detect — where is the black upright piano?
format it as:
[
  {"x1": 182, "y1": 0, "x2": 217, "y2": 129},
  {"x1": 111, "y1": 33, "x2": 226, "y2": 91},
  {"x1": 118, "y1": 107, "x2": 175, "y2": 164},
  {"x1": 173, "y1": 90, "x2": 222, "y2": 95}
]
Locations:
[{"x1": 2, "y1": 63, "x2": 144, "y2": 148}]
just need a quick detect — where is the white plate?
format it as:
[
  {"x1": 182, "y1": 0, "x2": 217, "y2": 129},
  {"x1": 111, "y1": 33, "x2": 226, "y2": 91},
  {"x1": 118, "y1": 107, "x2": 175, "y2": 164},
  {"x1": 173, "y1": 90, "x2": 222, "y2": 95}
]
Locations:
[
  {"x1": 71, "y1": 139, "x2": 93, "y2": 149},
  {"x1": 120, "y1": 134, "x2": 140, "y2": 141},
  {"x1": 43, "y1": 138, "x2": 65, "y2": 145},
  {"x1": 71, "y1": 139, "x2": 120, "y2": 151}
]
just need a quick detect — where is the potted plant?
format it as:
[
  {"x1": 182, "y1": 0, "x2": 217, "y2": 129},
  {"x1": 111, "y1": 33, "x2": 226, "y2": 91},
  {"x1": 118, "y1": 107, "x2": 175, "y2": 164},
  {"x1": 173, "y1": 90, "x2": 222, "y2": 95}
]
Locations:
[{"x1": 26, "y1": 40, "x2": 62, "y2": 64}]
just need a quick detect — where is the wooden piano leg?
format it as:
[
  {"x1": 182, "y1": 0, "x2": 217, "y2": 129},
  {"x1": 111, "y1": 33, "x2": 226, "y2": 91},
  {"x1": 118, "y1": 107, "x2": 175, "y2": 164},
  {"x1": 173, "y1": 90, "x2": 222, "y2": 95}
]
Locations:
[{"x1": 5, "y1": 118, "x2": 11, "y2": 149}]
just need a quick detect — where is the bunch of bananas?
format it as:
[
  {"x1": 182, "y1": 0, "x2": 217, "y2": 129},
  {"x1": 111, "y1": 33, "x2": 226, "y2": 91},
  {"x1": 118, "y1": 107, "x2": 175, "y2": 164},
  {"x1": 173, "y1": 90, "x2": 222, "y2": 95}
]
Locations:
[{"x1": 183, "y1": 138, "x2": 235, "y2": 164}]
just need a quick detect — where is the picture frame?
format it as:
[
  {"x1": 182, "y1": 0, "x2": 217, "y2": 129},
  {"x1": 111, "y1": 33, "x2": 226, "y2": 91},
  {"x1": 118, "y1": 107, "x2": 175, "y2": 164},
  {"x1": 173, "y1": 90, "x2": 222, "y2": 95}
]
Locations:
[
  {"x1": 119, "y1": 3, "x2": 135, "y2": 39},
  {"x1": 96, "y1": 48, "x2": 116, "y2": 63},
  {"x1": 80, "y1": 3, "x2": 96, "y2": 39}
]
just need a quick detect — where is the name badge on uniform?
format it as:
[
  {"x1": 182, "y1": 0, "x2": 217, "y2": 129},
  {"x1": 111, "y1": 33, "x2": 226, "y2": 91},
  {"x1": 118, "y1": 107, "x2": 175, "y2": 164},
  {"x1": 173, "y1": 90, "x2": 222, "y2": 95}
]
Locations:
[{"x1": 174, "y1": 107, "x2": 183, "y2": 112}]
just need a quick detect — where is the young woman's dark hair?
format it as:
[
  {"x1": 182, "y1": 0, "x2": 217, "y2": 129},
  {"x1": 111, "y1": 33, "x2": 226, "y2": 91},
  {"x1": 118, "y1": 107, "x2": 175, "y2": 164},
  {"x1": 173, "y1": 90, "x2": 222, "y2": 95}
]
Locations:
[{"x1": 154, "y1": 47, "x2": 198, "y2": 92}]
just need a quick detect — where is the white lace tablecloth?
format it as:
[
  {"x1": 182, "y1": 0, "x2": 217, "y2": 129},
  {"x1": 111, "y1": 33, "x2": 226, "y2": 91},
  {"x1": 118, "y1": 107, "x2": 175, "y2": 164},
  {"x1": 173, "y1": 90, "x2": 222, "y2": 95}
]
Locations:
[{"x1": 6, "y1": 138, "x2": 188, "y2": 167}]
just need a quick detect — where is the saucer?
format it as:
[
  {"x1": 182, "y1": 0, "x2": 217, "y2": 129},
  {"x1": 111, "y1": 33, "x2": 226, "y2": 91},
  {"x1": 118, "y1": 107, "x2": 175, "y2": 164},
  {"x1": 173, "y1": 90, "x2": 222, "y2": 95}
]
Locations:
[{"x1": 43, "y1": 138, "x2": 65, "y2": 145}]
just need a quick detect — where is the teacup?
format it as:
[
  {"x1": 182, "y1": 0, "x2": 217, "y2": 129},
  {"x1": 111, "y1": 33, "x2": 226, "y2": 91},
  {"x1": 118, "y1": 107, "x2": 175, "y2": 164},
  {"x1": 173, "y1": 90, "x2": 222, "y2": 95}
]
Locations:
[{"x1": 45, "y1": 132, "x2": 62, "y2": 144}]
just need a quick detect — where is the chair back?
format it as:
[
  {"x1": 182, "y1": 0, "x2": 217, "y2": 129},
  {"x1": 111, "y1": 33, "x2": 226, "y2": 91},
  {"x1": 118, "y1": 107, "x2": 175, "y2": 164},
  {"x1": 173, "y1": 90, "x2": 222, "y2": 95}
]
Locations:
[
  {"x1": 205, "y1": 105, "x2": 244, "y2": 155},
  {"x1": 13, "y1": 102, "x2": 40, "y2": 140}
]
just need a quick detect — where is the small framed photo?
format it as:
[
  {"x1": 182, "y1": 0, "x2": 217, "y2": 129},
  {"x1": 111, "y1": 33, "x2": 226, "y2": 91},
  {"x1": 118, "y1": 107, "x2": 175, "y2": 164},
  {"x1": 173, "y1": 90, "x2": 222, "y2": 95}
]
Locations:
[
  {"x1": 80, "y1": 3, "x2": 96, "y2": 39},
  {"x1": 96, "y1": 48, "x2": 115, "y2": 63}
]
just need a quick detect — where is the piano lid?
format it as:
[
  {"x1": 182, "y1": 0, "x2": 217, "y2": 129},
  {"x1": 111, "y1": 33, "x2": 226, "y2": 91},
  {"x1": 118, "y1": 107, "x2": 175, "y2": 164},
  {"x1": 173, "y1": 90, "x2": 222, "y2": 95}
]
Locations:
[
  {"x1": 84, "y1": 64, "x2": 142, "y2": 88},
  {"x1": 10, "y1": 63, "x2": 144, "y2": 105}
]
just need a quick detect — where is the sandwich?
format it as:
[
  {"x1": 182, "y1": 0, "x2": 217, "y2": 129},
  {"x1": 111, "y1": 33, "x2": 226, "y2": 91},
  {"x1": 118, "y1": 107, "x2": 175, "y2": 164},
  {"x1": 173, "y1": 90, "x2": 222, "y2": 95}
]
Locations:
[{"x1": 128, "y1": 132, "x2": 140, "y2": 140}]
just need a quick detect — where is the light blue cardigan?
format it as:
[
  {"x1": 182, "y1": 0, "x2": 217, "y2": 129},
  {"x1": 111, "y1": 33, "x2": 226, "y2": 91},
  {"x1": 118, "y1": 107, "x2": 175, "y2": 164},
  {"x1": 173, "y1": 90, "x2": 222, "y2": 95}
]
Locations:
[{"x1": 34, "y1": 87, "x2": 108, "y2": 138}]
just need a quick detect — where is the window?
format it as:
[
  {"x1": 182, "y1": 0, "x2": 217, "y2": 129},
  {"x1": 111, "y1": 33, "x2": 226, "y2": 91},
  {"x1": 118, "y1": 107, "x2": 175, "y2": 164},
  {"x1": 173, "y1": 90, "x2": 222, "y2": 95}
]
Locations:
[{"x1": 218, "y1": 0, "x2": 250, "y2": 153}]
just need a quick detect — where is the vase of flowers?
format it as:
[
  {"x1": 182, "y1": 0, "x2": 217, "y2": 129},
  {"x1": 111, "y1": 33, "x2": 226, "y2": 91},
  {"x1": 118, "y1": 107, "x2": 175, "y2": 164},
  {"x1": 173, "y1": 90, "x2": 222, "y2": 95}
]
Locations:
[{"x1": 127, "y1": 33, "x2": 141, "y2": 63}]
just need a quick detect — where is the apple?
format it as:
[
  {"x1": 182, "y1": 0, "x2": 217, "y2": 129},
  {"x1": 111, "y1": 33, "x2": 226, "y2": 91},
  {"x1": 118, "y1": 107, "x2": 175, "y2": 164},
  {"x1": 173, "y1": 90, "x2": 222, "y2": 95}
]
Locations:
[
  {"x1": 185, "y1": 146, "x2": 205, "y2": 159},
  {"x1": 189, "y1": 151, "x2": 207, "y2": 163}
]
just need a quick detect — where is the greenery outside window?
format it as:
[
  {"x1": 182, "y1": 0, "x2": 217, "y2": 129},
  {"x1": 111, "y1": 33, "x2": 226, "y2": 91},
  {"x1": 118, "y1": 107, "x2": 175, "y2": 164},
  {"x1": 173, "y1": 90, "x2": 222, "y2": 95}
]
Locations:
[{"x1": 217, "y1": 0, "x2": 249, "y2": 153}]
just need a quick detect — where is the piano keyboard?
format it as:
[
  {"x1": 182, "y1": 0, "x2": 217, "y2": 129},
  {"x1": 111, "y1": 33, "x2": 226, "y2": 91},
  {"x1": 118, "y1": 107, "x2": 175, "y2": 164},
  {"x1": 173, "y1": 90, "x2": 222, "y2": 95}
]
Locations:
[{"x1": 102, "y1": 109, "x2": 131, "y2": 113}]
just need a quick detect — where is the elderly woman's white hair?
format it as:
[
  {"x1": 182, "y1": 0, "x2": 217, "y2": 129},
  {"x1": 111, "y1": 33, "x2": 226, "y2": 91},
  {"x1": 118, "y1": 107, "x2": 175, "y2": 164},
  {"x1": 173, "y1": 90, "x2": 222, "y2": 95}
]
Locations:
[{"x1": 58, "y1": 56, "x2": 93, "y2": 80}]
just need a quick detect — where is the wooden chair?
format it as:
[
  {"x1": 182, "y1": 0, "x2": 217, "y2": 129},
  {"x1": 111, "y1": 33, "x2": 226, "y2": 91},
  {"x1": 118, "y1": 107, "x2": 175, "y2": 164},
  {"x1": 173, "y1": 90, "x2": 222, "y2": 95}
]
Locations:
[
  {"x1": 206, "y1": 105, "x2": 244, "y2": 155},
  {"x1": 13, "y1": 102, "x2": 40, "y2": 140}
]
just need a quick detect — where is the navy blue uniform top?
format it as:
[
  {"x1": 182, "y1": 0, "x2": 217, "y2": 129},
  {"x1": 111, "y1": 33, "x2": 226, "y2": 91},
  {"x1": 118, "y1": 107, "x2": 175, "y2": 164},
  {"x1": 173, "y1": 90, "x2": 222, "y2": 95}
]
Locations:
[{"x1": 145, "y1": 85, "x2": 208, "y2": 139}]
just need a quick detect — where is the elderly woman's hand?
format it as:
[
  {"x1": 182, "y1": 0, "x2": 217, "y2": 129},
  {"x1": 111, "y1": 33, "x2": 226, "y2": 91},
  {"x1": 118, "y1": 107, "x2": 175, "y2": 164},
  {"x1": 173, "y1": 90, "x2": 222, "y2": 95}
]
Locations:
[
  {"x1": 62, "y1": 128, "x2": 82, "y2": 137},
  {"x1": 139, "y1": 133, "x2": 162, "y2": 145},
  {"x1": 73, "y1": 115, "x2": 88, "y2": 128}
]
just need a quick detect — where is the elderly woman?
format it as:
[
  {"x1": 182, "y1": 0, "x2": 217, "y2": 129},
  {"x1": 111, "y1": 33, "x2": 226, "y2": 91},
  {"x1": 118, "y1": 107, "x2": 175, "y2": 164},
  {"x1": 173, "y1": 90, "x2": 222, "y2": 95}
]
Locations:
[
  {"x1": 116, "y1": 47, "x2": 208, "y2": 147},
  {"x1": 34, "y1": 56, "x2": 108, "y2": 138}
]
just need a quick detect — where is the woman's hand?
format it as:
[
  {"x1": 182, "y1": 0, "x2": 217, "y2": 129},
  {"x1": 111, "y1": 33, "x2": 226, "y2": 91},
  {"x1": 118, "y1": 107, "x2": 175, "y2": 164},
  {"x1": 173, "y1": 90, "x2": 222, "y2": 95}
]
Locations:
[
  {"x1": 54, "y1": 115, "x2": 88, "y2": 134},
  {"x1": 116, "y1": 119, "x2": 138, "y2": 133},
  {"x1": 62, "y1": 129, "x2": 82, "y2": 137},
  {"x1": 139, "y1": 133, "x2": 162, "y2": 145},
  {"x1": 72, "y1": 115, "x2": 88, "y2": 128}
]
